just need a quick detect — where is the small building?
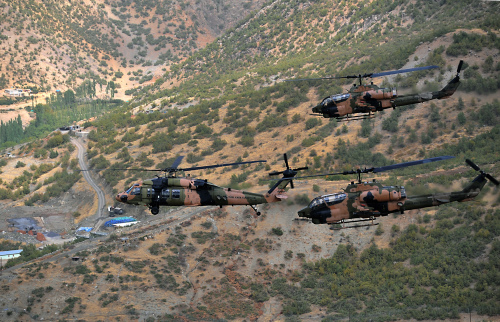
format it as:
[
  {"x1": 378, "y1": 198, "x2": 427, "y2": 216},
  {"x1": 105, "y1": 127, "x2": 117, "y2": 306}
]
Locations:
[
  {"x1": 4, "y1": 89, "x2": 32, "y2": 97},
  {"x1": 0, "y1": 250, "x2": 23, "y2": 266}
]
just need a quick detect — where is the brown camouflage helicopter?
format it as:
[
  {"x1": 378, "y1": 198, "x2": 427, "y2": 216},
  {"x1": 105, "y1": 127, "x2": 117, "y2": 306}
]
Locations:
[
  {"x1": 290, "y1": 60, "x2": 463, "y2": 121},
  {"x1": 296, "y1": 157, "x2": 498, "y2": 229},
  {"x1": 115, "y1": 154, "x2": 308, "y2": 215}
]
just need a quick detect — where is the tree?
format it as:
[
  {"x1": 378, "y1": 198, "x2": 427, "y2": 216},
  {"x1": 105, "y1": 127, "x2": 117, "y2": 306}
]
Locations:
[
  {"x1": 457, "y1": 112, "x2": 466, "y2": 125},
  {"x1": 63, "y1": 89, "x2": 75, "y2": 105}
]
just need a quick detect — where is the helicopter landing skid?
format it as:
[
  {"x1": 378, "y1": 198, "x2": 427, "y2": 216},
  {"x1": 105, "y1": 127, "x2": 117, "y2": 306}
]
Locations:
[
  {"x1": 336, "y1": 113, "x2": 375, "y2": 122},
  {"x1": 329, "y1": 217, "x2": 378, "y2": 230}
]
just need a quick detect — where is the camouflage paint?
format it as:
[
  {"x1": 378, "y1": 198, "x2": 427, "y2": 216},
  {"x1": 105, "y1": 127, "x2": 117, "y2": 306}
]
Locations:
[
  {"x1": 312, "y1": 71, "x2": 460, "y2": 119},
  {"x1": 298, "y1": 174, "x2": 487, "y2": 225},
  {"x1": 115, "y1": 176, "x2": 293, "y2": 213}
]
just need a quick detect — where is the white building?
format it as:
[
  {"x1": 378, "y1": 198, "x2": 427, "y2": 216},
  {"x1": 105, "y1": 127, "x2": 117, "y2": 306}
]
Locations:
[
  {"x1": 4, "y1": 89, "x2": 32, "y2": 97},
  {"x1": 0, "y1": 249, "x2": 23, "y2": 266}
]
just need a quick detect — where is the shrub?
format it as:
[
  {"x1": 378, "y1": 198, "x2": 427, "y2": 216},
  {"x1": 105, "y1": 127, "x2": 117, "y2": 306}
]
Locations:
[
  {"x1": 305, "y1": 118, "x2": 321, "y2": 130},
  {"x1": 294, "y1": 193, "x2": 310, "y2": 205},
  {"x1": 271, "y1": 227, "x2": 284, "y2": 236}
]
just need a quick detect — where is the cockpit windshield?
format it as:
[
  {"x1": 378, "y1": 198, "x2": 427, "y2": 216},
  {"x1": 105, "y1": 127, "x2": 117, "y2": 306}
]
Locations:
[
  {"x1": 126, "y1": 184, "x2": 141, "y2": 195},
  {"x1": 322, "y1": 93, "x2": 350, "y2": 106},
  {"x1": 309, "y1": 193, "x2": 347, "y2": 208}
]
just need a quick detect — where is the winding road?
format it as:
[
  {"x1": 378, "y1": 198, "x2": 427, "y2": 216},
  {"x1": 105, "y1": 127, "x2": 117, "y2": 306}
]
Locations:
[{"x1": 72, "y1": 137, "x2": 106, "y2": 219}]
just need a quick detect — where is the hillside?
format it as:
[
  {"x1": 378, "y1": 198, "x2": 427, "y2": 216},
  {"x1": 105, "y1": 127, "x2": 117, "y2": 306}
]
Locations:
[
  {"x1": 0, "y1": 0, "x2": 499, "y2": 321},
  {"x1": 0, "y1": 0, "x2": 266, "y2": 96}
]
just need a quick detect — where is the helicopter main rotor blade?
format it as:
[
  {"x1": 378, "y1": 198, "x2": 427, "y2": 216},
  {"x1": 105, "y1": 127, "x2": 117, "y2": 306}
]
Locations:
[
  {"x1": 372, "y1": 156, "x2": 454, "y2": 173},
  {"x1": 284, "y1": 65, "x2": 439, "y2": 82},
  {"x1": 284, "y1": 75, "x2": 356, "y2": 82},
  {"x1": 87, "y1": 159, "x2": 265, "y2": 173},
  {"x1": 291, "y1": 170, "x2": 357, "y2": 180},
  {"x1": 169, "y1": 156, "x2": 185, "y2": 170},
  {"x1": 369, "y1": 65, "x2": 439, "y2": 78},
  {"x1": 290, "y1": 156, "x2": 454, "y2": 179},
  {"x1": 178, "y1": 160, "x2": 266, "y2": 172},
  {"x1": 284, "y1": 153, "x2": 290, "y2": 170},
  {"x1": 98, "y1": 156, "x2": 186, "y2": 172}
]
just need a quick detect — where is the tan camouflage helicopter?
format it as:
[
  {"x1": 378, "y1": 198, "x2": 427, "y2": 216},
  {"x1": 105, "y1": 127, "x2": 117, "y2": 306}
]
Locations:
[
  {"x1": 115, "y1": 154, "x2": 308, "y2": 215},
  {"x1": 295, "y1": 157, "x2": 498, "y2": 229},
  {"x1": 289, "y1": 60, "x2": 463, "y2": 121}
]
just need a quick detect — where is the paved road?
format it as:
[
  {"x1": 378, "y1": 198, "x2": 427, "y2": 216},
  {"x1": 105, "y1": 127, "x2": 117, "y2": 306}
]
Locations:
[{"x1": 71, "y1": 137, "x2": 106, "y2": 220}]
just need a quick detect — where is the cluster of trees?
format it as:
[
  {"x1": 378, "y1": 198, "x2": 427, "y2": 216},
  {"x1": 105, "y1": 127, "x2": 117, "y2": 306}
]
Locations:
[
  {"x1": 24, "y1": 170, "x2": 82, "y2": 206},
  {"x1": 446, "y1": 31, "x2": 500, "y2": 57},
  {"x1": 4, "y1": 243, "x2": 60, "y2": 268},
  {"x1": 0, "y1": 115, "x2": 23, "y2": 146},
  {"x1": 0, "y1": 98, "x2": 121, "y2": 148}
]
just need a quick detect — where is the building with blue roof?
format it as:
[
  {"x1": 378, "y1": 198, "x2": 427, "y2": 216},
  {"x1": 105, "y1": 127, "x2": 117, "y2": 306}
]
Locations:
[{"x1": 0, "y1": 250, "x2": 23, "y2": 266}]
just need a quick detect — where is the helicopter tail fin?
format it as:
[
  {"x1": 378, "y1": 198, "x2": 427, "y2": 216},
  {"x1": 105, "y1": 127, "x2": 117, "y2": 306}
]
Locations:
[
  {"x1": 461, "y1": 174, "x2": 488, "y2": 195},
  {"x1": 265, "y1": 178, "x2": 293, "y2": 203},
  {"x1": 434, "y1": 60, "x2": 463, "y2": 99},
  {"x1": 265, "y1": 153, "x2": 308, "y2": 202},
  {"x1": 462, "y1": 159, "x2": 499, "y2": 194}
]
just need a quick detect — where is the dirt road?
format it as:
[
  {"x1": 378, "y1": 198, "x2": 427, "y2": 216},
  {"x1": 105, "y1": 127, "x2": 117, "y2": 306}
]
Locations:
[{"x1": 71, "y1": 137, "x2": 106, "y2": 220}]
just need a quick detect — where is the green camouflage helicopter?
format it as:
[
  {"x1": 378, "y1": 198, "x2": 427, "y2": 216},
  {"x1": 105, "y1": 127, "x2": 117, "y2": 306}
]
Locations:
[
  {"x1": 115, "y1": 154, "x2": 308, "y2": 215},
  {"x1": 289, "y1": 60, "x2": 463, "y2": 121},
  {"x1": 296, "y1": 157, "x2": 498, "y2": 228}
]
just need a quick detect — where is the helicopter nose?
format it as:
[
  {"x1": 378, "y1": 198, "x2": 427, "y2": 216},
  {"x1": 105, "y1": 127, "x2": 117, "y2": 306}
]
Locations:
[
  {"x1": 116, "y1": 194, "x2": 127, "y2": 203},
  {"x1": 298, "y1": 207, "x2": 311, "y2": 218}
]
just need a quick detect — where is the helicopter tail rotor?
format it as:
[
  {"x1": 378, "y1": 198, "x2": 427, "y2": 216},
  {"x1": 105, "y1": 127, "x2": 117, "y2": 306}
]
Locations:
[
  {"x1": 466, "y1": 159, "x2": 499, "y2": 186},
  {"x1": 456, "y1": 60, "x2": 464, "y2": 76},
  {"x1": 269, "y1": 154, "x2": 308, "y2": 189}
]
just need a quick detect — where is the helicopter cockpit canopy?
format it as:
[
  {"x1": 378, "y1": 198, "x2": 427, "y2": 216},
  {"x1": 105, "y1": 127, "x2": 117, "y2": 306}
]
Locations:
[
  {"x1": 126, "y1": 183, "x2": 141, "y2": 195},
  {"x1": 321, "y1": 93, "x2": 350, "y2": 106},
  {"x1": 308, "y1": 192, "x2": 347, "y2": 209}
]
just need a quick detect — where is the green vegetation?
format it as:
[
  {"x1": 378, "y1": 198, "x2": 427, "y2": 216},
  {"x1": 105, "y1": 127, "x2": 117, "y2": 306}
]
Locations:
[
  {"x1": 271, "y1": 205, "x2": 500, "y2": 320},
  {"x1": 191, "y1": 231, "x2": 217, "y2": 244},
  {"x1": 2, "y1": 2, "x2": 499, "y2": 320},
  {"x1": 271, "y1": 227, "x2": 284, "y2": 236},
  {"x1": 4, "y1": 244, "x2": 60, "y2": 268}
]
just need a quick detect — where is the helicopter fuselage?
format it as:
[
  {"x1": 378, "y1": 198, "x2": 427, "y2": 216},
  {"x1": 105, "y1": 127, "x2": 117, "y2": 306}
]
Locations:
[
  {"x1": 298, "y1": 174, "x2": 486, "y2": 225},
  {"x1": 115, "y1": 176, "x2": 289, "y2": 214},
  {"x1": 312, "y1": 69, "x2": 461, "y2": 120},
  {"x1": 313, "y1": 85, "x2": 397, "y2": 118}
]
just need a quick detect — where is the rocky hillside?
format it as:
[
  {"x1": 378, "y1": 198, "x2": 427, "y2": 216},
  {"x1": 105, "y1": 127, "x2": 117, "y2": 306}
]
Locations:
[
  {"x1": 0, "y1": 0, "x2": 266, "y2": 95},
  {"x1": 0, "y1": 0, "x2": 499, "y2": 321}
]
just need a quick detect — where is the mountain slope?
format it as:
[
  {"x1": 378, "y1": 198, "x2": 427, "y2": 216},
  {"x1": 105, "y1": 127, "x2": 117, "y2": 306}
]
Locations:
[
  {"x1": 0, "y1": 0, "x2": 499, "y2": 321},
  {"x1": 0, "y1": 0, "x2": 266, "y2": 94}
]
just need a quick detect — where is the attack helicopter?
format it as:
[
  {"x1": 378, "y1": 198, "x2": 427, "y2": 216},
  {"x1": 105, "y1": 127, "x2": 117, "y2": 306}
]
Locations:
[
  {"x1": 289, "y1": 60, "x2": 463, "y2": 121},
  {"x1": 296, "y1": 157, "x2": 498, "y2": 229},
  {"x1": 115, "y1": 154, "x2": 307, "y2": 215}
]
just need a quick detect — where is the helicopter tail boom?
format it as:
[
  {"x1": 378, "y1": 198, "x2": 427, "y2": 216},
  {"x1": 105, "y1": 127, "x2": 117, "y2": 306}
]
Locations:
[
  {"x1": 402, "y1": 159, "x2": 496, "y2": 211},
  {"x1": 391, "y1": 60, "x2": 463, "y2": 108}
]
